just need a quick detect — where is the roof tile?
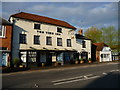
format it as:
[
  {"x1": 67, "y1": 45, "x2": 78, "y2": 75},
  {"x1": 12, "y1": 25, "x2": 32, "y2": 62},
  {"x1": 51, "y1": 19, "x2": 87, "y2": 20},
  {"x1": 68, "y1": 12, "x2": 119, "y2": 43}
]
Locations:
[{"x1": 10, "y1": 12, "x2": 76, "y2": 29}]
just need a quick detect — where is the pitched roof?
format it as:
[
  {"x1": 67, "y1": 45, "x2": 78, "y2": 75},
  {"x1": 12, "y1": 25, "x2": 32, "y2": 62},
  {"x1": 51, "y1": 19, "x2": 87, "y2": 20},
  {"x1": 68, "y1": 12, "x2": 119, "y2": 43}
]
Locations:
[
  {"x1": 75, "y1": 34, "x2": 91, "y2": 40},
  {"x1": 93, "y1": 42, "x2": 108, "y2": 51},
  {"x1": 0, "y1": 17, "x2": 12, "y2": 25},
  {"x1": 10, "y1": 12, "x2": 76, "y2": 29}
]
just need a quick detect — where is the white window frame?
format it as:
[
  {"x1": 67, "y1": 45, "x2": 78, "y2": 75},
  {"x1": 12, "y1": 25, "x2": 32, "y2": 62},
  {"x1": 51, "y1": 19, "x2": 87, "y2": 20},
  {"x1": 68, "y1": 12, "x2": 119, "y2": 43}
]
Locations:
[{"x1": 0, "y1": 25, "x2": 6, "y2": 38}]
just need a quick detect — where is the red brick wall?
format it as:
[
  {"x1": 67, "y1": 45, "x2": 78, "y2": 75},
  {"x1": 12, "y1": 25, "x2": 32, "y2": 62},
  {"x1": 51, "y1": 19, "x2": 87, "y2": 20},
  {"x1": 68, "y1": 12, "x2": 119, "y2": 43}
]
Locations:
[{"x1": 0, "y1": 25, "x2": 13, "y2": 50}]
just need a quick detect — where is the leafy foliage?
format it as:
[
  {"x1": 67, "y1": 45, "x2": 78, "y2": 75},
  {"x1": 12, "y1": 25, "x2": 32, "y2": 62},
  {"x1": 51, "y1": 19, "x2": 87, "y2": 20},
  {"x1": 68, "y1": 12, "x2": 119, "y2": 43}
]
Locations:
[{"x1": 84, "y1": 26, "x2": 119, "y2": 52}]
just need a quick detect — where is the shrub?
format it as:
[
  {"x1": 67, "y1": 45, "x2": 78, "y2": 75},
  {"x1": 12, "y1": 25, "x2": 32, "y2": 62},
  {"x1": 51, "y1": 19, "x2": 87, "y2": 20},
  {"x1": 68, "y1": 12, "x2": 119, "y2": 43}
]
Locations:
[
  {"x1": 79, "y1": 58, "x2": 83, "y2": 61},
  {"x1": 88, "y1": 58, "x2": 91, "y2": 61},
  {"x1": 13, "y1": 58, "x2": 20, "y2": 66}
]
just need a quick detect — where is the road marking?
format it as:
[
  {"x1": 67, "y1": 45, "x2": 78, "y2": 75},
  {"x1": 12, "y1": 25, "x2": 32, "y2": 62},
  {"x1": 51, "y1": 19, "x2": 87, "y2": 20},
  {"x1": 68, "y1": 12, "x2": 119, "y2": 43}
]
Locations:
[
  {"x1": 110, "y1": 70, "x2": 116, "y2": 72},
  {"x1": 102, "y1": 72, "x2": 107, "y2": 75},
  {"x1": 53, "y1": 75, "x2": 100, "y2": 85},
  {"x1": 52, "y1": 74, "x2": 93, "y2": 83},
  {"x1": 116, "y1": 70, "x2": 119, "y2": 71},
  {"x1": 52, "y1": 76, "x2": 83, "y2": 83}
]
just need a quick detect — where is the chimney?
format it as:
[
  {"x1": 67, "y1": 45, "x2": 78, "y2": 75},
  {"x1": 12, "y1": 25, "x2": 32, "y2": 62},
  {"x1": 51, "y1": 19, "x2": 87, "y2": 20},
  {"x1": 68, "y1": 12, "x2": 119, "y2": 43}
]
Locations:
[{"x1": 78, "y1": 28, "x2": 83, "y2": 35}]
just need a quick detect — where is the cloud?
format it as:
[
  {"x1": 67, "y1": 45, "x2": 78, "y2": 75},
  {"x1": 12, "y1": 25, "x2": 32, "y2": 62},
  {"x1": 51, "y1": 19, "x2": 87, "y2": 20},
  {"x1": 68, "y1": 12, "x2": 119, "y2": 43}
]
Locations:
[{"x1": 2, "y1": 2, "x2": 118, "y2": 29}]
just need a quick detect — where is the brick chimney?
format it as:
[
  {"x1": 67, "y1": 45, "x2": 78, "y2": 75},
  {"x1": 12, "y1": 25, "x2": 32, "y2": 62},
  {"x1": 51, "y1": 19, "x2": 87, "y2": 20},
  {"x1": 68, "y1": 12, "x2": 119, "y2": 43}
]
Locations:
[{"x1": 78, "y1": 28, "x2": 83, "y2": 35}]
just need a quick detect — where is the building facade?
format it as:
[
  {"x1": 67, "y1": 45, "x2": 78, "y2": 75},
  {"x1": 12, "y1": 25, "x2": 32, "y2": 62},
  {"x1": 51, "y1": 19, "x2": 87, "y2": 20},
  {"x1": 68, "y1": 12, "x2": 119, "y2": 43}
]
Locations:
[
  {"x1": 9, "y1": 12, "x2": 77, "y2": 67},
  {"x1": 92, "y1": 42, "x2": 112, "y2": 62},
  {"x1": 75, "y1": 29, "x2": 91, "y2": 62},
  {"x1": 0, "y1": 18, "x2": 13, "y2": 67}
]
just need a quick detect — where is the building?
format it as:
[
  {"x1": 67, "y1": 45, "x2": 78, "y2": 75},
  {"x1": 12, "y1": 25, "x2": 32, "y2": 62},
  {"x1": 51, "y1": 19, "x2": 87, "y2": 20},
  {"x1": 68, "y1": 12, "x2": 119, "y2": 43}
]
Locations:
[
  {"x1": 92, "y1": 42, "x2": 112, "y2": 62},
  {"x1": 75, "y1": 29, "x2": 91, "y2": 62},
  {"x1": 9, "y1": 12, "x2": 77, "y2": 67},
  {"x1": 0, "y1": 18, "x2": 13, "y2": 67}
]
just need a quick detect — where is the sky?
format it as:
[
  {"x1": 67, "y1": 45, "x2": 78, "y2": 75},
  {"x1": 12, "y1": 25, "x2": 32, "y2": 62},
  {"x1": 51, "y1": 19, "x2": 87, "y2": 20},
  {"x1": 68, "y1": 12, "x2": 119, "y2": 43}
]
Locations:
[{"x1": 1, "y1": 1, "x2": 118, "y2": 32}]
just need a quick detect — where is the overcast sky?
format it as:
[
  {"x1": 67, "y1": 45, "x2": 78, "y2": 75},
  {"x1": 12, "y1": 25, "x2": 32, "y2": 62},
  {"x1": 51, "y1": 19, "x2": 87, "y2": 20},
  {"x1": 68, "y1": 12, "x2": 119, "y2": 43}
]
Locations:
[{"x1": 1, "y1": 1, "x2": 118, "y2": 31}]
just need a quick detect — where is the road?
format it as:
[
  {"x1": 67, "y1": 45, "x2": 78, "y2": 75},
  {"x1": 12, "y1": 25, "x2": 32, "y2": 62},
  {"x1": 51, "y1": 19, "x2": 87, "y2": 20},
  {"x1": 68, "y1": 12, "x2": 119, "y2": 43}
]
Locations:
[{"x1": 2, "y1": 62, "x2": 120, "y2": 89}]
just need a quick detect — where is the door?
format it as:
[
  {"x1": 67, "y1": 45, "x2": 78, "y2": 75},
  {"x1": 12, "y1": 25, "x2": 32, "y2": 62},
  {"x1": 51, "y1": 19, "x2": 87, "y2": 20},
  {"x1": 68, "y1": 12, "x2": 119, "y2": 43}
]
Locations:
[
  {"x1": 46, "y1": 53, "x2": 52, "y2": 66},
  {"x1": 81, "y1": 52, "x2": 88, "y2": 63},
  {"x1": 2, "y1": 53, "x2": 7, "y2": 66}
]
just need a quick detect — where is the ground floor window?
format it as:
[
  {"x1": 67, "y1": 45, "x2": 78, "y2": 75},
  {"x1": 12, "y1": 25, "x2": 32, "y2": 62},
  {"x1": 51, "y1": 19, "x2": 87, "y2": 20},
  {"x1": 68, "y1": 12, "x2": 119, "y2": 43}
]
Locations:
[
  {"x1": 101, "y1": 54, "x2": 109, "y2": 58},
  {"x1": 1, "y1": 53, "x2": 8, "y2": 66}
]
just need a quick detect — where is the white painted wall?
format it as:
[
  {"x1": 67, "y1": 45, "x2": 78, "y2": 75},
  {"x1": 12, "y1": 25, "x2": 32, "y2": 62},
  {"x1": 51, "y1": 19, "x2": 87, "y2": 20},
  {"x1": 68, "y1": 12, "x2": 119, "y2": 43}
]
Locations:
[
  {"x1": 10, "y1": 17, "x2": 76, "y2": 60},
  {"x1": 100, "y1": 47, "x2": 112, "y2": 62},
  {"x1": 76, "y1": 39, "x2": 91, "y2": 58}
]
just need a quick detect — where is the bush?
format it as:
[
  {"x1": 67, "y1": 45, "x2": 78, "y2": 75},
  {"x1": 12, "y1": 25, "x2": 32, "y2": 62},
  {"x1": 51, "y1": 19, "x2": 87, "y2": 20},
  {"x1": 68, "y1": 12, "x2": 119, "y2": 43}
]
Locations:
[
  {"x1": 79, "y1": 58, "x2": 83, "y2": 61},
  {"x1": 88, "y1": 58, "x2": 91, "y2": 61},
  {"x1": 13, "y1": 58, "x2": 20, "y2": 67}
]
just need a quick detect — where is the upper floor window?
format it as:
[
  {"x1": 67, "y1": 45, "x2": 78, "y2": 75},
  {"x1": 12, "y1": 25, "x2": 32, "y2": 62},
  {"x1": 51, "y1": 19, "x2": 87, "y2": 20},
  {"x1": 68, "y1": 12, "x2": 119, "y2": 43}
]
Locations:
[
  {"x1": 34, "y1": 24, "x2": 40, "y2": 29},
  {"x1": 57, "y1": 27, "x2": 62, "y2": 33},
  {"x1": 67, "y1": 39, "x2": 71, "y2": 47},
  {"x1": 34, "y1": 35, "x2": 40, "y2": 45},
  {"x1": 57, "y1": 38, "x2": 62, "y2": 46},
  {"x1": 82, "y1": 41, "x2": 86, "y2": 48},
  {"x1": 46, "y1": 37, "x2": 52, "y2": 45},
  {"x1": 19, "y1": 34, "x2": 26, "y2": 44},
  {"x1": 0, "y1": 25, "x2": 6, "y2": 38}
]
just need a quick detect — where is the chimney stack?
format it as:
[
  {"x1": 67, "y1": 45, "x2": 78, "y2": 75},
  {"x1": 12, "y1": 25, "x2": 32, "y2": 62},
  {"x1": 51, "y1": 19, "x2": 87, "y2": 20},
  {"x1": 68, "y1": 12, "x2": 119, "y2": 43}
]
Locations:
[{"x1": 78, "y1": 28, "x2": 83, "y2": 35}]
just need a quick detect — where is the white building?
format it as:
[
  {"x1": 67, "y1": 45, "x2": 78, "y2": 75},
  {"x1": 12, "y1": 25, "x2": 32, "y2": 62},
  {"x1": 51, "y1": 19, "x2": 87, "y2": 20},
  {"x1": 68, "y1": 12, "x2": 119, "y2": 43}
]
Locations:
[
  {"x1": 9, "y1": 12, "x2": 77, "y2": 67},
  {"x1": 75, "y1": 29, "x2": 91, "y2": 62},
  {"x1": 93, "y1": 42, "x2": 112, "y2": 62}
]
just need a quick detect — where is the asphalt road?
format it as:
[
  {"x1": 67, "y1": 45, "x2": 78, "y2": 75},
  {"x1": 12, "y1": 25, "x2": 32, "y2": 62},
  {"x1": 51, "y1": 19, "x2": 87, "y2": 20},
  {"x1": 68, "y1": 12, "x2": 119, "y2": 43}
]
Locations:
[{"x1": 2, "y1": 62, "x2": 120, "y2": 89}]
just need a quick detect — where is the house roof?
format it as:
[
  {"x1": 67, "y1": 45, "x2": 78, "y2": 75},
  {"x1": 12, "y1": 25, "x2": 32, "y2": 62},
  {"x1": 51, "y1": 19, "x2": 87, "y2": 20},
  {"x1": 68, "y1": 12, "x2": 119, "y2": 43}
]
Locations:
[
  {"x1": 10, "y1": 12, "x2": 76, "y2": 30},
  {"x1": 93, "y1": 42, "x2": 108, "y2": 51},
  {"x1": 0, "y1": 17, "x2": 12, "y2": 25},
  {"x1": 75, "y1": 34, "x2": 91, "y2": 40}
]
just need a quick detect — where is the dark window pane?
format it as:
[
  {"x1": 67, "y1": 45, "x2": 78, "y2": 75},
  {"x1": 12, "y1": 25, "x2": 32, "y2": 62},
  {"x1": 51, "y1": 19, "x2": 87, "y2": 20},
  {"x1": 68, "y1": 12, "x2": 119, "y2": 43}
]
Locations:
[
  {"x1": 46, "y1": 37, "x2": 52, "y2": 45},
  {"x1": 19, "y1": 34, "x2": 26, "y2": 44},
  {"x1": 34, "y1": 35, "x2": 40, "y2": 44},
  {"x1": 34, "y1": 24, "x2": 40, "y2": 29},
  {"x1": 57, "y1": 38, "x2": 62, "y2": 46},
  {"x1": 57, "y1": 27, "x2": 62, "y2": 33},
  {"x1": 67, "y1": 39, "x2": 71, "y2": 47},
  {"x1": 82, "y1": 41, "x2": 86, "y2": 48}
]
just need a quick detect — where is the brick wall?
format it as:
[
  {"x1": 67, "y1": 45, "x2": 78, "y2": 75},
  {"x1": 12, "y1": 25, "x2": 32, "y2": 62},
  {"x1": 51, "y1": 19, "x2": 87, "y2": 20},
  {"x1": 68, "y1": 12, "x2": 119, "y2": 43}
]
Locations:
[{"x1": 0, "y1": 25, "x2": 13, "y2": 50}]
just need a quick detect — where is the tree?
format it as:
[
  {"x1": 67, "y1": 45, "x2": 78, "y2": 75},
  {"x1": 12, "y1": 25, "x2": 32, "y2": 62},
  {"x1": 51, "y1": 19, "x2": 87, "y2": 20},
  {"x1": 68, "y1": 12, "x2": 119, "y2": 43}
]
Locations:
[
  {"x1": 100, "y1": 26, "x2": 118, "y2": 48},
  {"x1": 84, "y1": 26, "x2": 102, "y2": 43},
  {"x1": 84, "y1": 26, "x2": 119, "y2": 52}
]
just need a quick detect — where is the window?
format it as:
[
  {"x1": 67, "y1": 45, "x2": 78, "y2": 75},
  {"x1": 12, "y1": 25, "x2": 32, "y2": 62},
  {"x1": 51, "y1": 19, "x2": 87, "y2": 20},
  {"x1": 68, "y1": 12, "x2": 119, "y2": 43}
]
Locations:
[
  {"x1": 34, "y1": 35, "x2": 40, "y2": 45},
  {"x1": 0, "y1": 25, "x2": 6, "y2": 38},
  {"x1": 101, "y1": 54, "x2": 103, "y2": 58},
  {"x1": 34, "y1": 24, "x2": 40, "y2": 29},
  {"x1": 46, "y1": 37, "x2": 52, "y2": 45},
  {"x1": 82, "y1": 41, "x2": 86, "y2": 48},
  {"x1": 67, "y1": 39, "x2": 71, "y2": 47},
  {"x1": 19, "y1": 34, "x2": 26, "y2": 44},
  {"x1": 57, "y1": 27, "x2": 62, "y2": 33},
  {"x1": 57, "y1": 38, "x2": 62, "y2": 46}
]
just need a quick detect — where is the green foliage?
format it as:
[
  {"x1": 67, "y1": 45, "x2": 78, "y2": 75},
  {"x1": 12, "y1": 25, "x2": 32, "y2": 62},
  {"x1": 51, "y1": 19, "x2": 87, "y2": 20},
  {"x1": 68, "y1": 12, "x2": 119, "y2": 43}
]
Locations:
[
  {"x1": 84, "y1": 26, "x2": 102, "y2": 43},
  {"x1": 79, "y1": 58, "x2": 83, "y2": 61},
  {"x1": 84, "y1": 26, "x2": 118, "y2": 52},
  {"x1": 76, "y1": 58, "x2": 79, "y2": 61},
  {"x1": 13, "y1": 58, "x2": 20, "y2": 65},
  {"x1": 88, "y1": 58, "x2": 91, "y2": 61},
  {"x1": 100, "y1": 26, "x2": 118, "y2": 47}
]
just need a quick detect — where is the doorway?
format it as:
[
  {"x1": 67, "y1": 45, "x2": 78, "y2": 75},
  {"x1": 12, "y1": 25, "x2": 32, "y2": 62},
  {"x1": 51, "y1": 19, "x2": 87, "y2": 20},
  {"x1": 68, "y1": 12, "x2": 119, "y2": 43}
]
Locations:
[
  {"x1": 46, "y1": 53, "x2": 52, "y2": 66},
  {"x1": 81, "y1": 52, "x2": 88, "y2": 63}
]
